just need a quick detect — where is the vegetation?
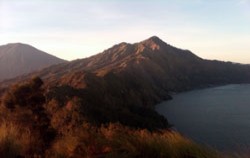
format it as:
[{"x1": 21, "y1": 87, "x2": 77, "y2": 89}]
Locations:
[
  {"x1": 48, "y1": 123, "x2": 220, "y2": 158},
  {"x1": 0, "y1": 120, "x2": 222, "y2": 158},
  {"x1": 0, "y1": 77, "x2": 218, "y2": 157}
]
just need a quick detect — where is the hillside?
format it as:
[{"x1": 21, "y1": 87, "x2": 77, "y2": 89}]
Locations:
[
  {"x1": 1, "y1": 36, "x2": 250, "y2": 127},
  {"x1": 2, "y1": 36, "x2": 250, "y2": 102},
  {"x1": 0, "y1": 77, "x2": 223, "y2": 157},
  {"x1": 0, "y1": 43, "x2": 66, "y2": 81},
  {"x1": 1, "y1": 36, "x2": 250, "y2": 157}
]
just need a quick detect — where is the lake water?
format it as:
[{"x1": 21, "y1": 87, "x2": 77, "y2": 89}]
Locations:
[{"x1": 156, "y1": 84, "x2": 250, "y2": 151}]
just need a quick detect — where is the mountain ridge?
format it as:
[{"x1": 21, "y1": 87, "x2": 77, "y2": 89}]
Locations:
[
  {"x1": 1, "y1": 36, "x2": 249, "y2": 89},
  {"x1": 1, "y1": 36, "x2": 250, "y2": 102}
]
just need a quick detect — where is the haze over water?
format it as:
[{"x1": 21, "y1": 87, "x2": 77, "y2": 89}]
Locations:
[{"x1": 156, "y1": 84, "x2": 250, "y2": 151}]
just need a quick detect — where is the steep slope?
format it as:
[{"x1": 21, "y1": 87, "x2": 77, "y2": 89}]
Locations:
[{"x1": 0, "y1": 43, "x2": 66, "y2": 81}]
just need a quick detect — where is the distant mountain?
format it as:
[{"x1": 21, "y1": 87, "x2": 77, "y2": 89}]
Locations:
[
  {"x1": 0, "y1": 43, "x2": 66, "y2": 81},
  {"x1": 1, "y1": 36, "x2": 250, "y2": 129}
]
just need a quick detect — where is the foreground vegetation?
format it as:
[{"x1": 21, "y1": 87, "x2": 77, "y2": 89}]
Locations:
[
  {"x1": 0, "y1": 121, "x2": 221, "y2": 158},
  {"x1": 0, "y1": 77, "x2": 248, "y2": 157}
]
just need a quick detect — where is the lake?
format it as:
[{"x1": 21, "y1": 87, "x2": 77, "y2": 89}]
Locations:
[{"x1": 156, "y1": 84, "x2": 250, "y2": 151}]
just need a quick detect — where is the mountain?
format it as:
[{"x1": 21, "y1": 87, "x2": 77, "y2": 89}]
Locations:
[
  {"x1": 1, "y1": 36, "x2": 250, "y2": 127},
  {"x1": 4, "y1": 36, "x2": 250, "y2": 91},
  {"x1": 0, "y1": 43, "x2": 66, "y2": 81},
  {"x1": 2, "y1": 36, "x2": 250, "y2": 106},
  {"x1": 1, "y1": 36, "x2": 250, "y2": 157}
]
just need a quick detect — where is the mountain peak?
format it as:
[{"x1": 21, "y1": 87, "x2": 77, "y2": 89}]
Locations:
[
  {"x1": 0, "y1": 43, "x2": 38, "y2": 55},
  {"x1": 4, "y1": 43, "x2": 30, "y2": 48},
  {"x1": 141, "y1": 36, "x2": 166, "y2": 50},
  {"x1": 148, "y1": 36, "x2": 163, "y2": 42}
]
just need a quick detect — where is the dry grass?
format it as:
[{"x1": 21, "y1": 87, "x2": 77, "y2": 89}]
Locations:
[
  {"x1": 0, "y1": 121, "x2": 249, "y2": 158},
  {"x1": 49, "y1": 123, "x2": 221, "y2": 158},
  {"x1": 0, "y1": 121, "x2": 38, "y2": 157},
  {"x1": 0, "y1": 122, "x2": 21, "y2": 157}
]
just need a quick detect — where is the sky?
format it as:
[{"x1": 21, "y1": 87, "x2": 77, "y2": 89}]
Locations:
[{"x1": 0, "y1": 0, "x2": 250, "y2": 63}]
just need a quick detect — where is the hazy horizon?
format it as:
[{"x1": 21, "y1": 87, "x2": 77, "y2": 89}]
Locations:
[{"x1": 1, "y1": 0, "x2": 250, "y2": 63}]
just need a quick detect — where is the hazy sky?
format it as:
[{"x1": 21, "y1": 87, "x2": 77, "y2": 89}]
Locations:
[{"x1": 0, "y1": 0, "x2": 250, "y2": 63}]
